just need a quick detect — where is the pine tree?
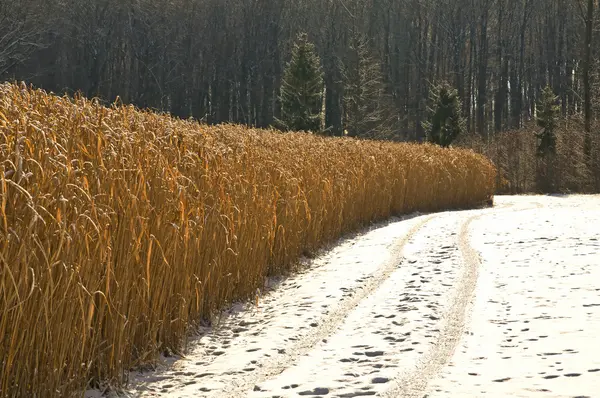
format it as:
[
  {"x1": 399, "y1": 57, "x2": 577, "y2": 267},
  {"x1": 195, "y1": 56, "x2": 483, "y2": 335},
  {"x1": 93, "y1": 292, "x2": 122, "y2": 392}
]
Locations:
[
  {"x1": 535, "y1": 85, "x2": 559, "y2": 158},
  {"x1": 534, "y1": 85, "x2": 560, "y2": 192},
  {"x1": 342, "y1": 34, "x2": 397, "y2": 140},
  {"x1": 275, "y1": 33, "x2": 324, "y2": 133},
  {"x1": 424, "y1": 81, "x2": 466, "y2": 147}
]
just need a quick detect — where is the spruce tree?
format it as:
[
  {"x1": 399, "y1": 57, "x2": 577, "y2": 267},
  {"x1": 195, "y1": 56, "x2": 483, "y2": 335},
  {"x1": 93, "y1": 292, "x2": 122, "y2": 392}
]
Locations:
[
  {"x1": 534, "y1": 85, "x2": 560, "y2": 192},
  {"x1": 424, "y1": 81, "x2": 465, "y2": 147},
  {"x1": 276, "y1": 33, "x2": 324, "y2": 133},
  {"x1": 342, "y1": 34, "x2": 397, "y2": 140},
  {"x1": 535, "y1": 85, "x2": 559, "y2": 158}
]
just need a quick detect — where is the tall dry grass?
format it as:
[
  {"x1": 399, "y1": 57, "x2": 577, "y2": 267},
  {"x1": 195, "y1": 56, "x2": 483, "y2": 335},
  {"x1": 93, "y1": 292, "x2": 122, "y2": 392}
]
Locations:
[{"x1": 0, "y1": 82, "x2": 495, "y2": 397}]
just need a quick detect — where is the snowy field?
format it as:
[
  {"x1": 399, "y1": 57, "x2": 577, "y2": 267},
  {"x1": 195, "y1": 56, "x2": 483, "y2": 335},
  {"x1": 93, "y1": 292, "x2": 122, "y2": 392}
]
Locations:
[{"x1": 89, "y1": 195, "x2": 600, "y2": 398}]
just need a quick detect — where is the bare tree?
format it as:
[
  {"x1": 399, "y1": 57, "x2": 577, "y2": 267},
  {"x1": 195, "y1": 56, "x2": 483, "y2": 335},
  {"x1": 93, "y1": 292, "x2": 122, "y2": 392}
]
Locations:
[
  {"x1": 0, "y1": 0, "x2": 49, "y2": 77},
  {"x1": 582, "y1": 0, "x2": 595, "y2": 156}
]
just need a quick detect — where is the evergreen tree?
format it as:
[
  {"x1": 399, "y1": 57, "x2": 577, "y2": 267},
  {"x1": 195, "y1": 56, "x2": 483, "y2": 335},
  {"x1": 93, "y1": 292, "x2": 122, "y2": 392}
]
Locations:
[
  {"x1": 275, "y1": 33, "x2": 324, "y2": 133},
  {"x1": 424, "y1": 82, "x2": 466, "y2": 147},
  {"x1": 535, "y1": 85, "x2": 559, "y2": 158},
  {"x1": 534, "y1": 85, "x2": 560, "y2": 192},
  {"x1": 342, "y1": 34, "x2": 397, "y2": 140}
]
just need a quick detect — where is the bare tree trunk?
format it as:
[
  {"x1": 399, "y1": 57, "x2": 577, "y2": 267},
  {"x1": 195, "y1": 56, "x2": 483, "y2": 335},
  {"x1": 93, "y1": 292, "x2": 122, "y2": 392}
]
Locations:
[
  {"x1": 583, "y1": 0, "x2": 594, "y2": 157},
  {"x1": 477, "y1": 6, "x2": 489, "y2": 137}
]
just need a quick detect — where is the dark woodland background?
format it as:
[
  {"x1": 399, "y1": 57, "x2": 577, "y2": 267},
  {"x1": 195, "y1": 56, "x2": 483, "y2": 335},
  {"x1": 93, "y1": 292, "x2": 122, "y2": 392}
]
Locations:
[{"x1": 3, "y1": 0, "x2": 600, "y2": 192}]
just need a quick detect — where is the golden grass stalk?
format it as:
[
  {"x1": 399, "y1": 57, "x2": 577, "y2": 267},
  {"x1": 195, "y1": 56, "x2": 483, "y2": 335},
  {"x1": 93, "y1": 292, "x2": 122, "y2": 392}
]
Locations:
[{"x1": 0, "y1": 82, "x2": 495, "y2": 397}]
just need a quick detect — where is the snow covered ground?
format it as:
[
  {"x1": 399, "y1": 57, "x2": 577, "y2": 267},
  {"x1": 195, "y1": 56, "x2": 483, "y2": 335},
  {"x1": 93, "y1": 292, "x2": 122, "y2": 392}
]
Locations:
[
  {"x1": 90, "y1": 195, "x2": 600, "y2": 398},
  {"x1": 426, "y1": 195, "x2": 600, "y2": 398}
]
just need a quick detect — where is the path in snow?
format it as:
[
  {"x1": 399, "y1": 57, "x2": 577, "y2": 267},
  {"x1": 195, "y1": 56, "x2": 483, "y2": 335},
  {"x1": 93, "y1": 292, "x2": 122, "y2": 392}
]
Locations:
[{"x1": 96, "y1": 195, "x2": 600, "y2": 398}]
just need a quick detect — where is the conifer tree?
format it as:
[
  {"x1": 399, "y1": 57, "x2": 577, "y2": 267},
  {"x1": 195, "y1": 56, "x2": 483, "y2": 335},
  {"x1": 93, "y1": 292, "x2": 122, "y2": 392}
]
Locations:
[
  {"x1": 275, "y1": 33, "x2": 324, "y2": 133},
  {"x1": 534, "y1": 85, "x2": 560, "y2": 192},
  {"x1": 342, "y1": 34, "x2": 397, "y2": 140},
  {"x1": 424, "y1": 81, "x2": 465, "y2": 147},
  {"x1": 535, "y1": 85, "x2": 559, "y2": 158}
]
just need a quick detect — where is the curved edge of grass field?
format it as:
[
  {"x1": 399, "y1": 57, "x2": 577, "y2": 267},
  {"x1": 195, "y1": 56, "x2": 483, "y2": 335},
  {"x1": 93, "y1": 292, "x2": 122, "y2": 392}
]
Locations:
[{"x1": 0, "y1": 82, "x2": 495, "y2": 397}]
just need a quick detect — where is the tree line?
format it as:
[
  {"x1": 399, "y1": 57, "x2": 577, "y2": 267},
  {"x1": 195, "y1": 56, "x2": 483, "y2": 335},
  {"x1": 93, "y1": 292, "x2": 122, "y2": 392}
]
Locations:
[{"x1": 2, "y1": 0, "x2": 599, "y2": 141}]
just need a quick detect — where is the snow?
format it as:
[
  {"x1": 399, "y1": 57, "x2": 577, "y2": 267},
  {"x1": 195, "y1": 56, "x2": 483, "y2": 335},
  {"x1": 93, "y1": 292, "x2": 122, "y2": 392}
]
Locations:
[
  {"x1": 85, "y1": 195, "x2": 600, "y2": 398},
  {"x1": 427, "y1": 195, "x2": 600, "y2": 397}
]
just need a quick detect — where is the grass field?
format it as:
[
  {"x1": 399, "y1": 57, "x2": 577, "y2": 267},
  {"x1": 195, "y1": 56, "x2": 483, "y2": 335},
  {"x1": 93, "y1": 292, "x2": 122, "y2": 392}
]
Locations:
[{"x1": 0, "y1": 82, "x2": 495, "y2": 397}]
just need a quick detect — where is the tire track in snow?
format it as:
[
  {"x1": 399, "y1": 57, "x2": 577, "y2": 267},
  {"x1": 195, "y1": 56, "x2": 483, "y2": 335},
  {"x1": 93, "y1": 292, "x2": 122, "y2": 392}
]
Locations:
[
  {"x1": 249, "y1": 212, "x2": 471, "y2": 397},
  {"x1": 218, "y1": 214, "x2": 437, "y2": 398},
  {"x1": 383, "y1": 200, "x2": 544, "y2": 398},
  {"x1": 381, "y1": 211, "x2": 487, "y2": 397}
]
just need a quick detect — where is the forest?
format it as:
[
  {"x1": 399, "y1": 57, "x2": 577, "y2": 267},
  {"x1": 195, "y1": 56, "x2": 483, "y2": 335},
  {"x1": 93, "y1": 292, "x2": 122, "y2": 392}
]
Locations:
[{"x1": 2, "y1": 0, "x2": 600, "y2": 191}]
